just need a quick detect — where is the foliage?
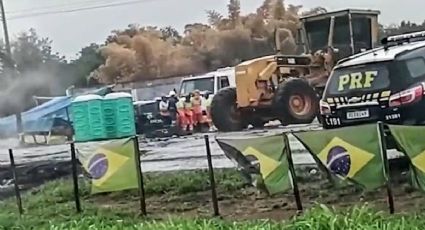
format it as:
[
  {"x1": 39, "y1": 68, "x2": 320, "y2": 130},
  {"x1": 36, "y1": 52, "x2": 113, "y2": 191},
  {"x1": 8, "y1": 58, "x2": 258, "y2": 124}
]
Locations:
[
  {"x1": 206, "y1": 10, "x2": 223, "y2": 29},
  {"x1": 227, "y1": 0, "x2": 241, "y2": 28},
  {"x1": 380, "y1": 20, "x2": 425, "y2": 38},
  {"x1": 1, "y1": 170, "x2": 425, "y2": 229},
  {"x1": 0, "y1": 29, "x2": 69, "y2": 116},
  {"x1": 83, "y1": 3, "x2": 425, "y2": 84},
  {"x1": 90, "y1": 0, "x2": 303, "y2": 84},
  {"x1": 0, "y1": 29, "x2": 103, "y2": 117},
  {"x1": 70, "y1": 43, "x2": 105, "y2": 86}
]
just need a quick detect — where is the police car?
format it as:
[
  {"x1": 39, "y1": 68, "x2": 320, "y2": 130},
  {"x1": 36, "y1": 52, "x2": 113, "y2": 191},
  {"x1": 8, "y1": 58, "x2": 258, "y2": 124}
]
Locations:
[{"x1": 320, "y1": 30, "x2": 425, "y2": 129}]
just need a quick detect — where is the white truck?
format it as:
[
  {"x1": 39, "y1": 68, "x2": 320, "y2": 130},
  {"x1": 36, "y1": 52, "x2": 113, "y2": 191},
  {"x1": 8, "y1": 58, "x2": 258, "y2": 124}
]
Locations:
[{"x1": 178, "y1": 67, "x2": 236, "y2": 97}]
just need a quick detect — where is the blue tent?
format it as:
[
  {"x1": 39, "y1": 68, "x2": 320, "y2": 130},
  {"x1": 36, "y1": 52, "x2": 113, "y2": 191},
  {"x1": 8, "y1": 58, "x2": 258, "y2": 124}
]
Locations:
[
  {"x1": 0, "y1": 85, "x2": 115, "y2": 137},
  {"x1": 0, "y1": 96, "x2": 72, "y2": 136}
]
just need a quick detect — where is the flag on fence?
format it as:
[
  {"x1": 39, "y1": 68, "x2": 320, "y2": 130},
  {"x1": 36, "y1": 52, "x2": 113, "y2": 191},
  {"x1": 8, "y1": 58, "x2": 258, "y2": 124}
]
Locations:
[
  {"x1": 293, "y1": 124, "x2": 385, "y2": 190},
  {"x1": 77, "y1": 137, "x2": 139, "y2": 194},
  {"x1": 216, "y1": 134, "x2": 291, "y2": 195},
  {"x1": 389, "y1": 125, "x2": 425, "y2": 191}
]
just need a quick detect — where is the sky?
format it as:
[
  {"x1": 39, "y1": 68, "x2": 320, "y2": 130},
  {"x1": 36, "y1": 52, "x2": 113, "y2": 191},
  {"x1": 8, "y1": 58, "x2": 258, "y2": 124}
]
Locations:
[{"x1": 3, "y1": 0, "x2": 423, "y2": 59}]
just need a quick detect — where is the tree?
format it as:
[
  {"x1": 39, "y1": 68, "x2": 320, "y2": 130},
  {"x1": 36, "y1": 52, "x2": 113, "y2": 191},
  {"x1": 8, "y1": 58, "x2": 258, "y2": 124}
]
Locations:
[
  {"x1": 70, "y1": 43, "x2": 105, "y2": 87},
  {"x1": 11, "y1": 28, "x2": 65, "y2": 74},
  {"x1": 184, "y1": 23, "x2": 210, "y2": 35},
  {"x1": 107, "y1": 23, "x2": 140, "y2": 43},
  {"x1": 227, "y1": 0, "x2": 241, "y2": 28},
  {"x1": 206, "y1": 10, "x2": 223, "y2": 28},
  {"x1": 88, "y1": 0, "x2": 326, "y2": 84},
  {"x1": 160, "y1": 26, "x2": 181, "y2": 42},
  {"x1": 0, "y1": 29, "x2": 77, "y2": 116}
]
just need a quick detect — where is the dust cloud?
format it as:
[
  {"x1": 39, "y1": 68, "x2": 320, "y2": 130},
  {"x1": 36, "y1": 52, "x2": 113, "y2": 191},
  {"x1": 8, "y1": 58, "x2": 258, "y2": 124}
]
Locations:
[
  {"x1": 91, "y1": 32, "x2": 207, "y2": 84},
  {"x1": 0, "y1": 71, "x2": 62, "y2": 117},
  {"x1": 91, "y1": 26, "x2": 296, "y2": 84}
]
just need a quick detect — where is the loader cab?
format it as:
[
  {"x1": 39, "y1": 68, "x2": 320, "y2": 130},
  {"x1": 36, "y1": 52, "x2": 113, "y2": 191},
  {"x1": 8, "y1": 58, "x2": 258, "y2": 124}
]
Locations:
[
  {"x1": 178, "y1": 67, "x2": 236, "y2": 97},
  {"x1": 299, "y1": 9, "x2": 380, "y2": 60}
]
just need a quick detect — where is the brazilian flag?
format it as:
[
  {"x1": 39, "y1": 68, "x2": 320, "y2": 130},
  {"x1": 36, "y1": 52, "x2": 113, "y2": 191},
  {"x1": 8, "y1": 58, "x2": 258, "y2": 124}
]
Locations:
[
  {"x1": 389, "y1": 125, "x2": 425, "y2": 191},
  {"x1": 77, "y1": 137, "x2": 139, "y2": 194},
  {"x1": 216, "y1": 134, "x2": 292, "y2": 195},
  {"x1": 293, "y1": 124, "x2": 385, "y2": 190}
]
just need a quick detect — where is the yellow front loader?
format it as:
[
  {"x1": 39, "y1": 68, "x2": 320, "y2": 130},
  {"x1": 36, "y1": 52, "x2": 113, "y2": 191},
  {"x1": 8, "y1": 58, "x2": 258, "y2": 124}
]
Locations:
[{"x1": 210, "y1": 9, "x2": 380, "y2": 131}]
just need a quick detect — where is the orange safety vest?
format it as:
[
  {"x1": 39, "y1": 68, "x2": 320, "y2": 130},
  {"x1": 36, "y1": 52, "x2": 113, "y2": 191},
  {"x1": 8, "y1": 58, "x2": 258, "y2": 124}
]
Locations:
[
  {"x1": 184, "y1": 101, "x2": 192, "y2": 109},
  {"x1": 191, "y1": 97, "x2": 202, "y2": 113},
  {"x1": 176, "y1": 99, "x2": 185, "y2": 109},
  {"x1": 191, "y1": 97, "x2": 202, "y2": 106}
]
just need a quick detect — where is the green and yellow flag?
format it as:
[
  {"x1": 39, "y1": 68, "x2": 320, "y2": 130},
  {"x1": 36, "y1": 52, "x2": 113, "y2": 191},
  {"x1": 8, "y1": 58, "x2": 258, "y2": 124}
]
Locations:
[
  {"x1": 389, "y1": 125, "x2": 425, "y2": 191},
  {"x1": 216, "y1": 134, "x2": 292, "y2": 195},
  {"x1": 293, "y1": 124, "x2": 385, "y2": 190},
  {"x1": 77, "y1": 137, "x2": 139, "y2": 194}
]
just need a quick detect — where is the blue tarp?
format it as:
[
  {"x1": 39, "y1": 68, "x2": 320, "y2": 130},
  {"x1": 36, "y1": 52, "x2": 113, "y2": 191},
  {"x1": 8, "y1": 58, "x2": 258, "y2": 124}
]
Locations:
[
  {"x1": 0, "y1": 96, "x2": 72, "y2": 136},
  {"x1": 0, "y1": 86, "x2": 115, "y2": 137}
]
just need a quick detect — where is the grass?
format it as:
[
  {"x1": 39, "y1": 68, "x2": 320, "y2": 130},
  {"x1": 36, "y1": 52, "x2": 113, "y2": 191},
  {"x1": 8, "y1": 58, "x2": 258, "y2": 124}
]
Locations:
[{"x1": 1, "y1": 169, "x2": 425, "y2": 229}]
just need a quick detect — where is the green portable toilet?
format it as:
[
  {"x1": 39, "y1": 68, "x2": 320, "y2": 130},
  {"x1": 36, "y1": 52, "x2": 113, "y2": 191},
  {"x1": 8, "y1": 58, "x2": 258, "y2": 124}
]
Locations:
[
  {"x1": 71, "y1": 95, "x2": 92, "y2": 142},
  {"x1": 102, "y1": 96, "x2": 117, "y2": 139},
  {"x1": 86, "y1": 94, "x2": 107, "y2": 140},
  {"x1": 104, "y1": 92, "x2": 136, "y2": 138}
]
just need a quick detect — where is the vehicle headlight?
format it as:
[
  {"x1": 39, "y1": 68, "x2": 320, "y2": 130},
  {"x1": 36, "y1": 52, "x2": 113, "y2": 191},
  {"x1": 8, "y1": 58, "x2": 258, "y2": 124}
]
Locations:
[{"x1": 319, "y1": 100, "x2": 331, "y2": 115}]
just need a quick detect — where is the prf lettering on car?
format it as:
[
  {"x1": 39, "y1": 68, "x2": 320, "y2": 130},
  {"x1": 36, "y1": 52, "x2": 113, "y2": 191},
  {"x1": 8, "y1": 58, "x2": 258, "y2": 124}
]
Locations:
[{"x1": 338, "y1": 71, "x2": 378, "y2": 91}]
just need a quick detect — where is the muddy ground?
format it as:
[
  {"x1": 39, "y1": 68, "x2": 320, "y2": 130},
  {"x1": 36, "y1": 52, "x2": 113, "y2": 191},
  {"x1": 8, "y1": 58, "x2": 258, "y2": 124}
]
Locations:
[
  {"x1": 0, "y1": 124, "x2": 321, "y2": 198},
  {"x1": 0, "y1": 122, "x2": 405, "y2": 201},
  {"x1": 91, "y1": 169, "x2": 424, "y2": 220}
]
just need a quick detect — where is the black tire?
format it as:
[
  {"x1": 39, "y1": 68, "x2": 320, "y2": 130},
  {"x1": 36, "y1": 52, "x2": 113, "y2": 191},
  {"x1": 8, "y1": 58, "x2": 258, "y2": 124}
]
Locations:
[
  {"x1": 250, "y1": 119, "x2": 266, "y2": 128},
  {"x1": 273, "y1": 78, "x2": 319, "y2": 124},
  {"x1": 318, "y1": 115, "x2": 334, "y2": 129},
  {"x1": 211, "y1": 87, "x2": 246, "y2": 132}
]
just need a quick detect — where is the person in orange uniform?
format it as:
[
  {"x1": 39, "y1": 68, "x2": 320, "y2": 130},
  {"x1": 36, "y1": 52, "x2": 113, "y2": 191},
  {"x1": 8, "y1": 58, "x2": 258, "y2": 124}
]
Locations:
[
  {"x1": 176, "y1": 97, "x2": 185, "y2": 129},
  {"x1": 191, "y1": 90, "x2": 203, "y2": 126},
  {"x1": 183, "y1": 94, "x2": 194, "y2": 131},
  {"x1": 176, "y1": 95, "x2": 193, "y2": 132},
  {"x1": 203, "y1": 91, "x2": 213, "y2": 129}
]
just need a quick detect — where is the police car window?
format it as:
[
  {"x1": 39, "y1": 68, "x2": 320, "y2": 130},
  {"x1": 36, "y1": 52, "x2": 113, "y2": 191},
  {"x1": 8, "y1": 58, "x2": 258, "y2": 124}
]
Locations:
[
  {"x1": 327, "y1": 63, "x2": 390, "y2": 95},
  {"x1": 405, "y1": 58, "x2": 425, "y2": 78}
]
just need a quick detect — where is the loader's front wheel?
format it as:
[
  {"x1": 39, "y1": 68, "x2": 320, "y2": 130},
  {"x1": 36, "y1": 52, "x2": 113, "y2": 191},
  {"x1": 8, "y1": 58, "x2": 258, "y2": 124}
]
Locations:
[
  {"x1": 273, "y1": 78, "x2": 319, "y2": 125},
  {"x1": 211, "y1": 87, "x2": 246, "y2": 132}
]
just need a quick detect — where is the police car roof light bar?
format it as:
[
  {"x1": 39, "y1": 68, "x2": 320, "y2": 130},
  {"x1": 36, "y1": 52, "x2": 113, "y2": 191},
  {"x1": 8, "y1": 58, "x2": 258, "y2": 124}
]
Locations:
[{"x1": 382, "y1": 30, "x2": 425, "y2": 49}]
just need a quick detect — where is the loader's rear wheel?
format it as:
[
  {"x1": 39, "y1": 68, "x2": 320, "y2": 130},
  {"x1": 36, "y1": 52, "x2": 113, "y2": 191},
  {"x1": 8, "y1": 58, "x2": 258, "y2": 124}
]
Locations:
[
  {"x1": 211, "y1": 87, "x2": 246, "y2": 132},
  {"x1": 273, "y1": 78, "x2": 319, "y2": 125}
]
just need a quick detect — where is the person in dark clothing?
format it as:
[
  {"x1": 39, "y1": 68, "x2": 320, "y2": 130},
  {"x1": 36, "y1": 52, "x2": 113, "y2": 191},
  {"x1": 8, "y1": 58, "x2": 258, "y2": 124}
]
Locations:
[
  {"x1": 167, "y1": 90, "x2": 178, "y2": 121},
  {"x1": 159, "y1": 95, "x2": 172, "y2": 125}
]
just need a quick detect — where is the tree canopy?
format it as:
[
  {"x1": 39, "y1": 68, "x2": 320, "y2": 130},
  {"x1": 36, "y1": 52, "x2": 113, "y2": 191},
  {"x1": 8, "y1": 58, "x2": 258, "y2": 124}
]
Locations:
[{"x1": 89, "y1": 0, "x2": 306, "y2": 84}]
